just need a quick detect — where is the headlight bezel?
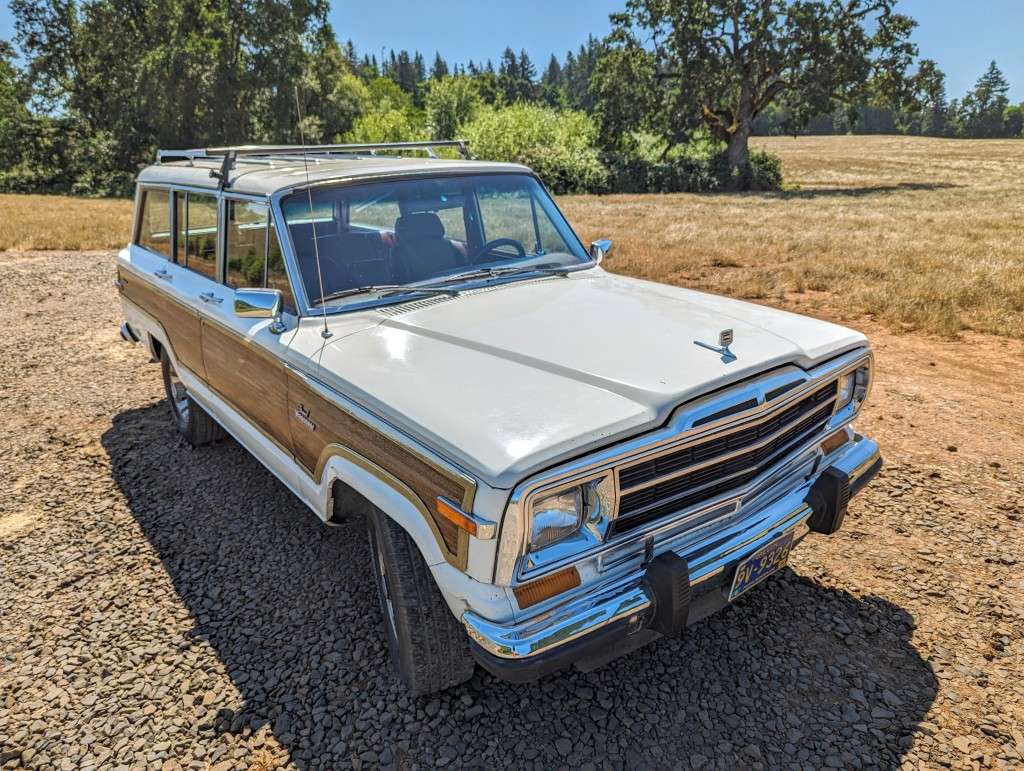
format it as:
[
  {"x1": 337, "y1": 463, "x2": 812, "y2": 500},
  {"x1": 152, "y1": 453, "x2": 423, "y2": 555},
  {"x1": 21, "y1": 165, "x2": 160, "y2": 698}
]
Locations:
[
  {"x1": 523, "y1": 473, "x2": 617, "y2": 570},
  {"x1": 834, "y1": 361, "x2": 872, "y2": 414}
]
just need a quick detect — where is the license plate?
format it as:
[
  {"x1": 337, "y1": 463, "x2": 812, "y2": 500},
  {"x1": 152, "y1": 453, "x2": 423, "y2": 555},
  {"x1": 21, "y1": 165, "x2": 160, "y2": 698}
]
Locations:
[{"x1": 728, "y1": 530, "x2": 795, "y2": 601}]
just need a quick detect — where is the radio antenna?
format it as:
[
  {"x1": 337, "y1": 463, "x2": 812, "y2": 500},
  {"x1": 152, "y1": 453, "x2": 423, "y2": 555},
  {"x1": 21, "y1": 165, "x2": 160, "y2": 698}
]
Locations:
[{"x1": 294, "y1": 86, "x2": 332, "y2": 340}]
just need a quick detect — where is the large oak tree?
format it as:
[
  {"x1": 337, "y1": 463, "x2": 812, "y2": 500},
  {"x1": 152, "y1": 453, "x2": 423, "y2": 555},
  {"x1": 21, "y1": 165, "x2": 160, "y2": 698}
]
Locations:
[{"x1": 594, "y1": 0, "x2": 918, "y2": 182}]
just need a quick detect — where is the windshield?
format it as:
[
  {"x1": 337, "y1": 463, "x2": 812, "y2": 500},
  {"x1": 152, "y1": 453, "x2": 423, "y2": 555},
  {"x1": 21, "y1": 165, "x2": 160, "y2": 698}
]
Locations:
[{"x1": 280, "y1": 173, "x2": 589, "y2": 308}]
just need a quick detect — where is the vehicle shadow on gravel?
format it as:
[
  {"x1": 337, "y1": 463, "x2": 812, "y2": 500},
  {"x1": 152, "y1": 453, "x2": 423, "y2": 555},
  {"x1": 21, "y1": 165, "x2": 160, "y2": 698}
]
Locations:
[{"x1": 104, "y1": 403, "x2": 938, "y2": 770}]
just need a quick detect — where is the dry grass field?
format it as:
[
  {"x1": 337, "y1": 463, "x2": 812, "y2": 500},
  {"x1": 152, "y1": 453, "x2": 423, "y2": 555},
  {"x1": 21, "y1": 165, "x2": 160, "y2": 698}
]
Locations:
[
  {"x1": 2, "y1": 136, "x2": 1022, "y2": 337},
  {"x1": 0, "y1": 193, "x2": 134, "y2": 251},
  {"x1": 569, "y1": 135, "x2": 1024, "y2": 339}
]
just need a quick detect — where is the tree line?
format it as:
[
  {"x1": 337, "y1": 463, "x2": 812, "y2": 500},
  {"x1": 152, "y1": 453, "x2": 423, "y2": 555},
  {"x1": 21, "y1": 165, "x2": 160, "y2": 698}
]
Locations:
[
  {"x1": 754, "y1": 61, "x2": 1024, "y2": 139},
  {"x1": 0, "y1": 0, "x2": 1020, "y2": 198}
]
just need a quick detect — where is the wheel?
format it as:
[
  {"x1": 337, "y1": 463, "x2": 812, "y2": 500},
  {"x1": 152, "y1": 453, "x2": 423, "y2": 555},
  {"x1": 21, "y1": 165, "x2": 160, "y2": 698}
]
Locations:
[
  {"x1": 366, "y1": 506, "x2": 475, "y2": 695},
  {"x1": 160, "y1": 350, "x2": 224, "y2": 445}
]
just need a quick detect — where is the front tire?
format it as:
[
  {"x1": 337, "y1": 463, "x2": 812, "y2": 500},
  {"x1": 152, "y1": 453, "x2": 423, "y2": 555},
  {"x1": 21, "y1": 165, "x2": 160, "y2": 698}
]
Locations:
[
  {"x1": 160, "y1": 350, "x2": 224, "y2": 446},
  {"x1": 367, "y1": 506, "x2": 475, "y2": 695}
]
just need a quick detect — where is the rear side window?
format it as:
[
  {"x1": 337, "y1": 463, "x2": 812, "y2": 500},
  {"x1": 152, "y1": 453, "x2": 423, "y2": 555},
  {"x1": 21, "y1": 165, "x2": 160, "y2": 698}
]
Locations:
[
  {"x1": 184, "y1": 194, "x2": 218, "y2": 280},
  {"x1": 136, "y1": 188, "x2": 171, "y2": 257}
]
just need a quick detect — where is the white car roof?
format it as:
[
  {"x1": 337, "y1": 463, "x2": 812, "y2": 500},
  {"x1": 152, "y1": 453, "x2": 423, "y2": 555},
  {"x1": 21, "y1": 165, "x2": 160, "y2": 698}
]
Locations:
[{"x1": 136, "y1": 155, "x2": 533, "y2": 197}]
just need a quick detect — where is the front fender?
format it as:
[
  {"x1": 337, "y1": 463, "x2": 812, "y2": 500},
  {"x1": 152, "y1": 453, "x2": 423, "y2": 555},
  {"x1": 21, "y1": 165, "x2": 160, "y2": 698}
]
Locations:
[{"x1": 318, "y1": 449, "x2": 515, "y2": 621}]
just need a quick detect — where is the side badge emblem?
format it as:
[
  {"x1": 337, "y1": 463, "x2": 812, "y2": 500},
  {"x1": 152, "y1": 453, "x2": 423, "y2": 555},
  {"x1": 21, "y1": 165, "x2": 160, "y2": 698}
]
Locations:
[
  {"x1": 295, "y1": 403, "x2": 317, "y2": 431},
  {"x1": 694, "y1": 328, "x2": 737, "y2": 363}
]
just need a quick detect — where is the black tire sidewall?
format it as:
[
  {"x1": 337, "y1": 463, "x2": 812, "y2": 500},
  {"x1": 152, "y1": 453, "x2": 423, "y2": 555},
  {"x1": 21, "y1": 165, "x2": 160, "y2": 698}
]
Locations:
[
  {"x1": 160, "y1": 351, "x2": 191, "y2": 435},
  {"x1": 367, "y1": 517, "x2": 402, "y2": 664}
]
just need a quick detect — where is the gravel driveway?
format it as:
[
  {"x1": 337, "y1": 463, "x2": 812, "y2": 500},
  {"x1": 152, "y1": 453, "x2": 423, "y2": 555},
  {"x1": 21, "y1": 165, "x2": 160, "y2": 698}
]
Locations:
[{"x1": 1, "y1": 251, "x2": 1022, "y2": 770}]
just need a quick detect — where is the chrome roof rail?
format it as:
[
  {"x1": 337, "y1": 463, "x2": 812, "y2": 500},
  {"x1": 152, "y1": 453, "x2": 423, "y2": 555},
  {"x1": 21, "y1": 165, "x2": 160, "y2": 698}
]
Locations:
[{"x1": 156, "y1": 140, "x2": 473, "y2": 164}]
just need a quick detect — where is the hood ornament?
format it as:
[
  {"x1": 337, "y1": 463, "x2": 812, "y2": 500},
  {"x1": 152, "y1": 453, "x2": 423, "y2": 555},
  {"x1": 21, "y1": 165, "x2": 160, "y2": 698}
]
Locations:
[{"x1": 694, "y1": 329, "x2": 736, "y2": 363}]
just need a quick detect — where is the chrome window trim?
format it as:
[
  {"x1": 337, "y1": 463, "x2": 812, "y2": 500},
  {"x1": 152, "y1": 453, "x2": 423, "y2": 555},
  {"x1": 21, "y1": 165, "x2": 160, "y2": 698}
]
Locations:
[
  {"x1": 270, "y1": 189, "x2": 312, "y2": 316},
  {"x1": 493, "y1": 347, "x2": 873, "y2": 585}
]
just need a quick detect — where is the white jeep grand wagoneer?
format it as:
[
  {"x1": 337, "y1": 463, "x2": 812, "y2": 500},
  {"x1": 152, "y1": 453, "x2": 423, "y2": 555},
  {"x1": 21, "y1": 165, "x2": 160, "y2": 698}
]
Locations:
[{"x1": 117, "y1": 141, "x2": 882, "y2": 694}]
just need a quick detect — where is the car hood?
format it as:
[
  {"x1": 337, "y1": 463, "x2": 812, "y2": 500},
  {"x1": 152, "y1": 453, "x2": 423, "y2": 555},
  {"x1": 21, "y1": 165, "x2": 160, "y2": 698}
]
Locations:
[{"x1": 316, "y1": 269, "x2": 867, "y2": 488}]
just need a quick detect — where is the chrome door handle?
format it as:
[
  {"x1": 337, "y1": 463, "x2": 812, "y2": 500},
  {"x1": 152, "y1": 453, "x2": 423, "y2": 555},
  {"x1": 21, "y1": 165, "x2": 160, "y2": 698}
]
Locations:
[
  {"x1": 154, "y1": 268, "x2": 172, "y2": 281},
  {"x1": 198, "y1": 291, "x2": 223, "y2": 305}
]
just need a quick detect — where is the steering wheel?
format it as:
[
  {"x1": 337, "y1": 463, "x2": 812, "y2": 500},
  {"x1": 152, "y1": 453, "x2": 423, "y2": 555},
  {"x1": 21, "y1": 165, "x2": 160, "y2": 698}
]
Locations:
[{"x1": 471, "y1": 237, "x2": 527, "y2": 262}]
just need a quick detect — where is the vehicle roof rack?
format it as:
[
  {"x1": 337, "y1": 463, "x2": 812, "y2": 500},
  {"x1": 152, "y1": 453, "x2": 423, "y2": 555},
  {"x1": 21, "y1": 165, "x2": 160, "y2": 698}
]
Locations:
[{"x1": 156, "y1": 140, "x2": 473, "y2": 165}]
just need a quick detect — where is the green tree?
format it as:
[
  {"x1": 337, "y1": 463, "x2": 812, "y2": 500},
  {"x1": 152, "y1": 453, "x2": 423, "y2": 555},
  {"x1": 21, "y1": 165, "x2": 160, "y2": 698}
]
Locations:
[
  {"x1": 594, "y1": 0, "x2": 917, "y2": 184},
  {"x1": 539, "y1": 54, "x2": 565, "y2": 107},
  {"x1": 0, "y1": 40, "x2": 30, "y2": 171},
  {"x1": 498, "y1": 47, "x2": 536, "y2": 103},
  {"x1": 345, "y1": 109, "x2": 419, "y2": 143},
  {"x1": 957, "y1": 61, "x2": 1011, "y2": 138},
  {"x1": 461, "y1": 103, "x2": 608, "y2": 193},
  {"x1": 299, "y1": 28, "x2": 371, "y2": 142},
  {"x1": 430, "y1": 51, "x2": 449, "y2": 80},
  {"x1": 913, "y1": 59, "x2": 949, "y2": 137},
  {"x1": 10, "y1": 0, "x2": 335, "y2": 182},
  {"x1": 425, "y1": 75, "x2": 480, "y2": 139},
  {"x1": 1004, "y1": 104, "x2": 1024, "y2": 137},
  {"x1": 562, "y1": 36, "x2": 604, "y2": 112}
]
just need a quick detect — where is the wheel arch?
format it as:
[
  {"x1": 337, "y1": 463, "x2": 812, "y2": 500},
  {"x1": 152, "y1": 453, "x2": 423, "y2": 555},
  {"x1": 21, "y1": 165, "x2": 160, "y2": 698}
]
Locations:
[{"x1": 318, "y1": 445, "x2": 448, "y2": 567}]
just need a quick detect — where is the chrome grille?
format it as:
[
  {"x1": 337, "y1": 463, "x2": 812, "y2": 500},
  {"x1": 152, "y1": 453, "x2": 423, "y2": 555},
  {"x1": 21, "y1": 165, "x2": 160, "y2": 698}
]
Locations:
[{"x1": 613, "y1": 382, "x2": 838, "y2": 535}]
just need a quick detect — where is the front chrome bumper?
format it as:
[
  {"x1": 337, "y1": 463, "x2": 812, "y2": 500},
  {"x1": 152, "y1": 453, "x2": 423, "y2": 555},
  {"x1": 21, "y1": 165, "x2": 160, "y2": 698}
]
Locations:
[{"x1": 464, "y1": 434, "x2": 881, "y2": 675}]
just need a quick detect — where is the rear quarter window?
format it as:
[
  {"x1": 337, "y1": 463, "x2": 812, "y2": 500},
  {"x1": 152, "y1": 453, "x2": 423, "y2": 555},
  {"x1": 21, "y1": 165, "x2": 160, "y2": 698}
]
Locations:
[{"x1": 136, "y1": 188, "x2": 172, "y2": 258}]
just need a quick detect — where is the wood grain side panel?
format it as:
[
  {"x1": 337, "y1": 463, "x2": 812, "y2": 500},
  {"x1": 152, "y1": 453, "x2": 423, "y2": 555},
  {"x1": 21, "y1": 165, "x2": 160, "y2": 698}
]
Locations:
[
  {"x1": 119, "y1": 269, "x2": 206, "y2": 377},
  {"x1": 286, "y1": 373, "x2": 466, "y2": 556},
  {"x1": 200, "y1": 320, "x2": 292, "y2": 449}
]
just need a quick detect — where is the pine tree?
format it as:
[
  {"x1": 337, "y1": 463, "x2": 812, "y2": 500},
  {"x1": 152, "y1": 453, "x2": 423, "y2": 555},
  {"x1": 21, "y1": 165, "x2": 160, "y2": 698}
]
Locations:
[
  {"x1": 431, "y1": 52, "x2": 449, "y2": 80},
  {"x1": 540, "y1": 54, "x2": 564, "y2": 107},
  {"x1": 957, "y1": 61, "x2": 1011, "y2": 137}
]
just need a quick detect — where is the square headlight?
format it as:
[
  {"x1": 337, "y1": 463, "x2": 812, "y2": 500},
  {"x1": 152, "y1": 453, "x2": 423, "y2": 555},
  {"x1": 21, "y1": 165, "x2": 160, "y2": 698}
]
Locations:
[
  {"x1": 527, "y1": 476, "x2": 616, "y2": 554},
  {"x1": 529, "y1": 487, "x2": 584, "y2": 551},
  {"x1": 836, "y1": 364, "x2": 870, "y2": 411}
]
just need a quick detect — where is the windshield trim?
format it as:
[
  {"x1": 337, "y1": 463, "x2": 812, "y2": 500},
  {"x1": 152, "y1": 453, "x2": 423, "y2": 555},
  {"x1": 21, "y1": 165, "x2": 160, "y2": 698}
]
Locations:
[{"x1": 269, "y1": 170, "x2": 592, "y2": 317}]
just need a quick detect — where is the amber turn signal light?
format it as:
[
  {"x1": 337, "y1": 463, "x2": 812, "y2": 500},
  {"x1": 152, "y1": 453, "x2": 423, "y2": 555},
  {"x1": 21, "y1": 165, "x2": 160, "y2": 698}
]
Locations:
[
  {"x1": 513, "y1": 566, "x2": 582, "y2": 610},
  {"x1": 435, "y1": 497, "x2": 479, "y2": 537}
]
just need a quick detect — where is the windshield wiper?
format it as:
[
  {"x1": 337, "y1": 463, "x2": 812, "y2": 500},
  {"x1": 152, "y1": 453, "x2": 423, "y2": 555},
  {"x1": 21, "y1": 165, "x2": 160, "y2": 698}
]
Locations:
[
  {"x1": 312, "y1": 284, "x2": 459, "y2": 306},
  {"x1": 425, "y1": 263, "x2": 573, "y2": 287}
]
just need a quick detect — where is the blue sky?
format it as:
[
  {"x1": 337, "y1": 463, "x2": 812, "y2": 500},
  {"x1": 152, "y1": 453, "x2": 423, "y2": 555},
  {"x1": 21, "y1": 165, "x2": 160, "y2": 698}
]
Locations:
[{"x1": 2, "y1": 0, "x2": 1021, "y2": 100}]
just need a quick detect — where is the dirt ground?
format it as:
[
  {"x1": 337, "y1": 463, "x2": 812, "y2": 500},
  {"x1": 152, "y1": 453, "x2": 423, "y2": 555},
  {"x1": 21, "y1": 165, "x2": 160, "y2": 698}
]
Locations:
[{"x1": 1, "y1": 250, "x2": 1022, "y2": 770}]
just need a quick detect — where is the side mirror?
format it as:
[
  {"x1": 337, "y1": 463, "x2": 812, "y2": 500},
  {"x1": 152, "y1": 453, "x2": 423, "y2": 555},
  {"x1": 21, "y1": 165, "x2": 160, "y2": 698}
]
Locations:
[
  {"x1": 590, "y1": 238, "x2": 613, "y2": 263},
  {"x1": 235, "y1": 288, "x2": 286, "y2": 334}
]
